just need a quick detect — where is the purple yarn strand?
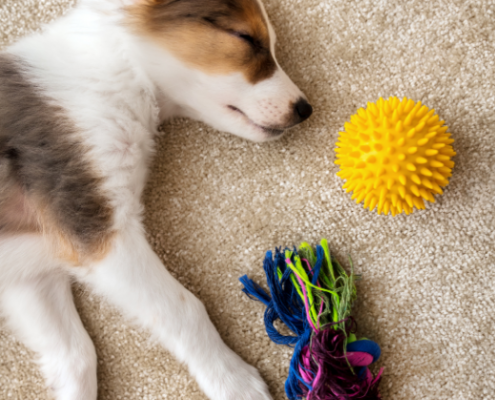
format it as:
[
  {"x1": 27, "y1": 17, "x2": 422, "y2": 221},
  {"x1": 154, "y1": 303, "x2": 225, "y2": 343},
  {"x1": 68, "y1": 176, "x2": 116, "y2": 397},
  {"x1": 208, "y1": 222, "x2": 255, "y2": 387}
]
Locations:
[{"x1": 301, "y1": 320, "x2": 381, "y2": 400}]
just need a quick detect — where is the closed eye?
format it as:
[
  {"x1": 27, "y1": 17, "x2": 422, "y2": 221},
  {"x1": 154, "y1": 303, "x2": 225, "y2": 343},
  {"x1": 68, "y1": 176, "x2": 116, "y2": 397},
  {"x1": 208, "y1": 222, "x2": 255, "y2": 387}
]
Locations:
[
  {"x1": 238, "y1": 33, "x2": 255, "y2": 45},
  {"x1": 232, "y1": 32, "x2": 262, "y2": 49},
  {"x1": 200, "y1": 17, "x2": 258, "y2": 47}
]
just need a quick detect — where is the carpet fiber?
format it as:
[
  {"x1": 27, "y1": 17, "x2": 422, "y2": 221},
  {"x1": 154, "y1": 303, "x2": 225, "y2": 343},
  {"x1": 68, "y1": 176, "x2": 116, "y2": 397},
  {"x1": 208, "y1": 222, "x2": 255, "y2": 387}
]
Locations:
[{"x1": 0, "y1": 0, "x2": 494, "y2": 399}]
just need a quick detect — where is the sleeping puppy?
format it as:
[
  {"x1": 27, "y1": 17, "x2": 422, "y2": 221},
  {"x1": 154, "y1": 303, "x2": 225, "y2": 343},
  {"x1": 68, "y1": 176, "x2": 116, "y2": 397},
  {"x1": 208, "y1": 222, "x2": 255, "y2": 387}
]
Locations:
[{"x1": 0, "y1": 0, "x2": 312, "y2": 399}]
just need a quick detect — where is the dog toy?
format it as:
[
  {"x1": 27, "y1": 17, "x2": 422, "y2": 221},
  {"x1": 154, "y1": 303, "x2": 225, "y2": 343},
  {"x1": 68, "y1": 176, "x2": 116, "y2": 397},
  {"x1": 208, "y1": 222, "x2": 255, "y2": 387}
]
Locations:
[
  {"x1": 240, "y1": 239, "x2": 383, "y2": 400},
  {"x1": 334, "y1": 97, "x2": 456, "y2": 216}
]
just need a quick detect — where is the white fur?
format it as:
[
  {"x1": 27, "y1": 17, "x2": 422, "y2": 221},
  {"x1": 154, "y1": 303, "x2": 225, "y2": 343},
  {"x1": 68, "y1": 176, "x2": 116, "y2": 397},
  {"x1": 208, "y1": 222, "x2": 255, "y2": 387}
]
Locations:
[
  {"x1": 1, "y1": 0, "x2": 307, "y2": 399},
  {"x1": 0, "y1": 235, "x2": 97, "y2": 400}
]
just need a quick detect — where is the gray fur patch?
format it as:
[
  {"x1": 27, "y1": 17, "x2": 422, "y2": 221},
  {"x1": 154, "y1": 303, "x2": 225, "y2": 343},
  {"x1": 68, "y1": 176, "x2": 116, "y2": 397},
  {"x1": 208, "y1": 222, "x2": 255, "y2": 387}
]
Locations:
[{"x1": 0, "y1": 53, "x2": 113, "y2": 257}]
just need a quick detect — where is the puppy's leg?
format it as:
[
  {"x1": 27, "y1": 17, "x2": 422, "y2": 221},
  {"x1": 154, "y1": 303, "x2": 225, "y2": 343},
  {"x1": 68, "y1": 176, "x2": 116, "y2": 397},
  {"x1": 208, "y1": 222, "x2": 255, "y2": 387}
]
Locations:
[
  {"x1": 0, "y1": 236, "x2": 97, "y2": 400},
  {"x1": 74, "y1": 219, "x2": 272, "y2": 400}
]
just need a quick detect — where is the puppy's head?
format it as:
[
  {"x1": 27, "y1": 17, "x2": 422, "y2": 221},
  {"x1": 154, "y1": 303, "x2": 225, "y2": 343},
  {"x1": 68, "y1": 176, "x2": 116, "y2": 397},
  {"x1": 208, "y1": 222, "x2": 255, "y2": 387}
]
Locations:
[{"x1": 127, "y1": 0, "x2": 312, "y2": 142}]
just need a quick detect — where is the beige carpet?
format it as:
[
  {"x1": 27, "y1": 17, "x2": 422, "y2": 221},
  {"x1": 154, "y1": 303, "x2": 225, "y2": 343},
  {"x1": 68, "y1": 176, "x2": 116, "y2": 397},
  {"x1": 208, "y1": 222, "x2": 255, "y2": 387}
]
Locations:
[{"x1": 1, "y1": 0, "x2": 494, "y2": 399}]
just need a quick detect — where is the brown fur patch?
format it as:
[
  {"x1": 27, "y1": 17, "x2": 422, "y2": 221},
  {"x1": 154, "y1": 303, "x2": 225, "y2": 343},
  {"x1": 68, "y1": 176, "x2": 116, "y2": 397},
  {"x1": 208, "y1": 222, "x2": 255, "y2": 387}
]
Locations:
[
  {"x1": 127, "y1": 0, "x2": 277, "y2": 84},
  {"x1": 0, "y1": 54, "x2": 114, "y2": 265},
  {"x1": 0, "y1": 169, "x2": 40, "y2": 234}
]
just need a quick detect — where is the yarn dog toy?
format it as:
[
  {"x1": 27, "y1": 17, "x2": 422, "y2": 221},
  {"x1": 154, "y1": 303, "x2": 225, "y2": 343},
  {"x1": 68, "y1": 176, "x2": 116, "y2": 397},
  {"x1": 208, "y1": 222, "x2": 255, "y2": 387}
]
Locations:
[
  {"x1": 335, "y1": 97, "x2": 456, "y2": 216},
  {"x1": 240, "y1": 239, "x2": 383, "y2": 400}
]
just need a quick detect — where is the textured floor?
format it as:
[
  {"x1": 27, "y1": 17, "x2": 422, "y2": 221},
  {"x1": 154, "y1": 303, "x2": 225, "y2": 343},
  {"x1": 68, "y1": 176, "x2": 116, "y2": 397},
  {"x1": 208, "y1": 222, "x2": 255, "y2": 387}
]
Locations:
[{"x1": 1, "y1": 0, "x2": 494, "y2": 399}]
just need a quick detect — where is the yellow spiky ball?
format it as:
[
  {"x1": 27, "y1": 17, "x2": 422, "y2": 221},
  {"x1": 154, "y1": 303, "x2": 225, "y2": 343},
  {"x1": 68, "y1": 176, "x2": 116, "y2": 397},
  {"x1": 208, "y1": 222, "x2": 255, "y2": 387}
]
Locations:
[{"x1": 335, "y1": 97, "x2": 455, "y2": 216}]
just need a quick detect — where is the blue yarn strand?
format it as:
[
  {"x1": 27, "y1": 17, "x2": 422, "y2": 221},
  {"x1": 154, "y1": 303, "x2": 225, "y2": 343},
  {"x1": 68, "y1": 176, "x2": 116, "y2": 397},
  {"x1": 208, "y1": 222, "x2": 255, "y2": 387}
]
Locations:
[
  {"x1": 285, "y1": 326, "x2": 312, "y2": 400},
  {"x1": 311, "y1": 245, "x2": 325, "y2": 285},
  {"x1": 239, "y1": 275, "x2": 271, "y2": 306},
  {"x1": 263, "y1": 250, "x2": 305, "y2": 336}
]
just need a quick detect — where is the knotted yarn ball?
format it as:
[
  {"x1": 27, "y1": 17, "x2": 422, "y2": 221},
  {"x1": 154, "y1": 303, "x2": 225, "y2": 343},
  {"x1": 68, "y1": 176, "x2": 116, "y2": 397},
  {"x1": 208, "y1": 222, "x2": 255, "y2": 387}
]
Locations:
[
  {"x1": 240, "y1": 239, "x2": 383, "y2": 400},
  {"x1": 335, "y1": 97, "x2": 456, "y2": 216}
]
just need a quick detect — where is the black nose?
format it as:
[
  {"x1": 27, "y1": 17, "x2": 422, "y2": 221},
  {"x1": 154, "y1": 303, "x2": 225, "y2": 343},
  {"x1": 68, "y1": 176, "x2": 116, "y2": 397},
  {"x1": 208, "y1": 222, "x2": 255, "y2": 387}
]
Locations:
[{"x1": 294, "y1": 98, "x2": 313, "y2": 122}]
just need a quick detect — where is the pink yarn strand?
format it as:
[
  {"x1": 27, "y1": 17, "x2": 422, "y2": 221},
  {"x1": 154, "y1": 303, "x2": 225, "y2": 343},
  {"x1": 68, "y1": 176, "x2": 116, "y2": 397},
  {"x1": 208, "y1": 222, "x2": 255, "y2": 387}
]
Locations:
[{"x1": 292, "y1": 271, "x2": 319, "y2": 332}]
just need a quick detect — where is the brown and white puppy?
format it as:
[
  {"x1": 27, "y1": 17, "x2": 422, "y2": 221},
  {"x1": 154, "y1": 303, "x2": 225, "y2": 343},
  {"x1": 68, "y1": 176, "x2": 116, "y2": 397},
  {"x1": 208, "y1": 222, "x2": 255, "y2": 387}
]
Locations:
[{"x1": 0, "y1": 0, "x2": 312, "y2": 399}]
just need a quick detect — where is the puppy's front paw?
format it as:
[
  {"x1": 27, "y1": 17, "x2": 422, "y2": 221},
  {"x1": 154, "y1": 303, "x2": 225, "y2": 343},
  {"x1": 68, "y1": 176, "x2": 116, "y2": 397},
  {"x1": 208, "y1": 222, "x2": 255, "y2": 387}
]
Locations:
[
  {"x1": 199, "y1": 353, "x2": 272, "y2": 400},
  {"x1": 229, "y1": 364, "x2": 272, "y2": 400}
]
